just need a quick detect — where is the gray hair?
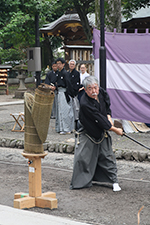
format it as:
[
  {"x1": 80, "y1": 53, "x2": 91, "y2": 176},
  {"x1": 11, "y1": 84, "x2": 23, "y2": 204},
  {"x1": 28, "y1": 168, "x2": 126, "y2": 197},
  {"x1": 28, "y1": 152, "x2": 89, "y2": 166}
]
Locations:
[
  {"x1": 69, "y1": 59, "x2": 76, "y2": 65},
  {"x1": 82, "y1": 76, "x2": 98, "y2": 90}
]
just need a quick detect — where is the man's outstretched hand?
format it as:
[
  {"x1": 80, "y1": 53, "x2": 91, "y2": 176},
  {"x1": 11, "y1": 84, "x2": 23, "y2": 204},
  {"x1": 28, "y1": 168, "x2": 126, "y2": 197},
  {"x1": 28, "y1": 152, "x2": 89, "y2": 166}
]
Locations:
[{"x1": 109, "y1": 126, "x2": 123, "y2": 136}]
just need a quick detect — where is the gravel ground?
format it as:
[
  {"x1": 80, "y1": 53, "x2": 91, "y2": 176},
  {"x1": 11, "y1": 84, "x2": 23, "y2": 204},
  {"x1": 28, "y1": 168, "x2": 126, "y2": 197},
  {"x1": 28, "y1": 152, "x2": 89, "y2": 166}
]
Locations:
[
  {"x1": 1, "y1": 147, "x2": 150, "y2": 225},
  {"x1": 0, "y1": 96, "x2": 150, "y2": 152},
  {"x1": 1, "y1": 94, "x2": 150, "y2": 225}
]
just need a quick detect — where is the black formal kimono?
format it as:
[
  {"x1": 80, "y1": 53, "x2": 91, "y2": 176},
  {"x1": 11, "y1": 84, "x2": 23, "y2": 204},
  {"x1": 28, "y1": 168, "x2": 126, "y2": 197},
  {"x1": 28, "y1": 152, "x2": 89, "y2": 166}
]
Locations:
[
  {"x1": 70, "y1": 88, "x2": 119, "y2": 189},
  {"x1": 68, "y1": 68, "x2": 80, "y2": 121},
  {"x1": 45, "y1": 70, "x2": 57, "y2": 86},
  {"x1": 68, "y1": 68, "x2": 80, "y2": 97},
  {"x1": 45, "y1": 70, "x2": 58, "y2": 118}
]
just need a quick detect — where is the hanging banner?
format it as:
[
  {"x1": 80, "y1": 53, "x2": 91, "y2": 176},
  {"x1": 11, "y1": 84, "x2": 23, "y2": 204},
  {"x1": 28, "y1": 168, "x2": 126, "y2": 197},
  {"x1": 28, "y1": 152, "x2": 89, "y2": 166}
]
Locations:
[{"x1": 92, "y1": 28, "x2": 150, "y2": 123}]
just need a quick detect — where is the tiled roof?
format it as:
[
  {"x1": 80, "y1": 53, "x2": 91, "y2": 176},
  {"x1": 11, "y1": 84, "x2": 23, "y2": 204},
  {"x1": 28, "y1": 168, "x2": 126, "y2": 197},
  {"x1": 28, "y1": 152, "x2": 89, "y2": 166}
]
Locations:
[{"x1": 40, "y1": 13, "x2": 95, "y2": 31}]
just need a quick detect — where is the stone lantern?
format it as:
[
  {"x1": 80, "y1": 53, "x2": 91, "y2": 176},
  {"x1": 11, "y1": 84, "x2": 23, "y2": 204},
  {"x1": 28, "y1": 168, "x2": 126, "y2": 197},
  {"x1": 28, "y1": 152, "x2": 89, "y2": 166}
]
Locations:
[{"x1": 13, "y1": 63, "x2": 28, "y2": 98}]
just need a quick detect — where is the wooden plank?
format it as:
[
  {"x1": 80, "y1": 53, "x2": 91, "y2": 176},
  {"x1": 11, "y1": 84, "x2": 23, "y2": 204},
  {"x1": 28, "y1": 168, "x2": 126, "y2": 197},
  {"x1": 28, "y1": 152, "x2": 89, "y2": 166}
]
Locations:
[
  {"x1": 76, "y1": 50, "x2": 79, "y2": 61},
  {"x1": 80, "y1": 50, "x2": 82, "y2": 60},
  {"x1": 42, "y1": 192, "x2": 56, "y2": 198},
  {"x1": 35, "y1": 196, "x2": 57, "y2": 209},
  {"x1": 29, "y1": 158, "x2": 42, "y2": 197},
  {"x1": 14, "y1": 197, "x2": 35, "y2": 209},
  {"x1": 83, "y1": 51, "x2": 87, "y2": 60},
  {"x1": 73, "y1": 50, "x2": 76, "y2": 59},
  {"x1": 87, "y1": 50, "x2": 90, "y2": 60},
  {"x1": 14, "y1": 192, "x2": 29, "y2": 199},
  {"x1": 88, "y1": 64, "x2": 90, "y2": 74}
]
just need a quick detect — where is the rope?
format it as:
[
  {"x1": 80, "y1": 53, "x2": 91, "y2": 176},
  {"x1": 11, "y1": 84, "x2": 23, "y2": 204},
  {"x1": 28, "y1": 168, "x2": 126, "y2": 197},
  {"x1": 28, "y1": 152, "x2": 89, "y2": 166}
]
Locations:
[
  {"x1": 33, "y1": 99, "x2": 53, "y2": 106},
  {"x1": 75, "y1": 130, "x2": 107, "y2": 145},
  {"x1": 24, "y1": 132, "x2": 38, "y2": 136},
  {"x1": 24, "y1": 141, "x2": 42, "y2": 146},
  {"x1": 25, "y1": 125, "x2": 36, "y2": 128}
]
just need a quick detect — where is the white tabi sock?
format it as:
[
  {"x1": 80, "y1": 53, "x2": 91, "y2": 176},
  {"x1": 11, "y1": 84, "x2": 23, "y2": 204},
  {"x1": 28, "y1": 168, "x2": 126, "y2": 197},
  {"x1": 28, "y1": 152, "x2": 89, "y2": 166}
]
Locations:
[{"x1": 113, "y1": 183, "x2": 121, "y2": 192}]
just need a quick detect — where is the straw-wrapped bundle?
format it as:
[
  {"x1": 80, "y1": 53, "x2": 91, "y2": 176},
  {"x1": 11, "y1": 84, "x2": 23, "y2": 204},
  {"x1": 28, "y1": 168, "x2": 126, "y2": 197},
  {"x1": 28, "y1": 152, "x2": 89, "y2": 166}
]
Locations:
[{"x1": 24, "y1": 84, "x2": 54, "y2": 154}]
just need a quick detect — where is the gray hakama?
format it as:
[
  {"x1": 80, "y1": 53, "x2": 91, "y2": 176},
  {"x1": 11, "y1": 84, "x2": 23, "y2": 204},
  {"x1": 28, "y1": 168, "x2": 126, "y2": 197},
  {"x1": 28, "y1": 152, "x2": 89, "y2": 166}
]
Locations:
[
  {"x1": 70, "y1": 132, "x2": 118, "y2": 189},
  {"x1": 72, "y1": 96, "x2": 80, "y2": 121},
  {"x1": 55, "y1": 87, "x2": 74, "y2": 133},
  {"x1": 51, "y1": 90, "x2": 56, "y2": 118}
]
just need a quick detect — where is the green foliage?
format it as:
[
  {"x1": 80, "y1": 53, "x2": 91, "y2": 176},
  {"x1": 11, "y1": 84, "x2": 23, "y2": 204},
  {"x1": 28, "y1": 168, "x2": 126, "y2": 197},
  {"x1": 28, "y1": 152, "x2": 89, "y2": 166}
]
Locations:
[
  {"x1": 0, "y1": 0, "x2": 57, "y2": 48},
  {"x1": 0, "y1": 0, "x2": 58, "y2": 64},
  {"x1": 122, "y1": 0, "x2": 150, "y2": 19},
  {"x1": 1, "y1": 0, "x2": 149, "y2": 66},
  {"x1": 55, "y1": 0, "x2": 95, "y2": 16},
  {"x1": 0, "y1": 48, "x2": 26, "y2": 66}
]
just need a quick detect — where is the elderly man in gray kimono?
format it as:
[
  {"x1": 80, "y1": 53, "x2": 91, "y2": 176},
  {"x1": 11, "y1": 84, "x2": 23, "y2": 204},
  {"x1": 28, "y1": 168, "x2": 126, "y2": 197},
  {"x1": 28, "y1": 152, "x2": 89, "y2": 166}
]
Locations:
[{"x1": 70, "y1": 76, "x2": 123, "y2": 191}]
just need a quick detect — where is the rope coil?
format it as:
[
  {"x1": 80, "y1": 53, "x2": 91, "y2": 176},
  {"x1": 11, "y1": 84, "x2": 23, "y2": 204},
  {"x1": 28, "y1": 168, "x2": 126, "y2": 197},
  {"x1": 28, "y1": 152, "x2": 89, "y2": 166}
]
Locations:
[{"x1": 75, "y1": 130, "x2": 107, "y2": 145}]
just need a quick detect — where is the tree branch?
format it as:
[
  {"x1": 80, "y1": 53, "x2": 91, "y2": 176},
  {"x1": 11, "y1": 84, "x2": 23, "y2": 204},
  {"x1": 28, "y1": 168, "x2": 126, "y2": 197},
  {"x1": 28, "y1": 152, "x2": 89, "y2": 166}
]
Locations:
[{"x1": 73, "y1": 0, "x2": 93, "y2": 44}]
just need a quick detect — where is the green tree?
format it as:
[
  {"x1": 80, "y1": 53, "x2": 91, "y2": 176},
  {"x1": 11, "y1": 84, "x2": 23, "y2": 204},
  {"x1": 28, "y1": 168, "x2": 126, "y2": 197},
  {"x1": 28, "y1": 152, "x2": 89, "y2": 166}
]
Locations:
[
  {"x1": 40, "y1": 0, "x2": 95, "y2": 67},
  {"x1": 95, "y1": 0, "x2": 150, "y2": 32},
  {"x1": 0, "y1": 0, "x2": 57, "y2": 65},
  {"x1": 72, "y1": 0, "x2": 95, "y2": 43},
  {"x1": 95, "y1": 0, "x2": 122, "y2": 32},
  {"x1": 0, "y1": 48, "x2": 25, "y2": 65},
  {"x1": 1, "y1": 0, "x2": 149, "y2": 68},
  {"x1": 54, "y1": 0, "x2": 95, "y2": 43},
  {"x1": 122, "y1": 0, "x2": 150, "y2": 19}
]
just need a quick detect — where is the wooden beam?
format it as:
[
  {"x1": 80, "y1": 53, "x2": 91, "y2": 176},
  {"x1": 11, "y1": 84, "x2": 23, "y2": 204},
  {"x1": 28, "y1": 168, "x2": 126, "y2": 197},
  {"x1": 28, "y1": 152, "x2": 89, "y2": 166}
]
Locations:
[
  {"x1": 14, "y1": 192, "x2": 29, "y2": 199},
  {"x1": 14, "y1": 152, "x2": 57, "y2": 210},
  {"x1": 41, "y1": 192, "x2": 56, "y2": 198},
  {"x1": 14, "y1": 197, "x2": 35, "y2": 209},
  {"x1": 35, "y1": 196, "x2": 57, "y2": 209},
  {"x1": 28, "y1": 157, "x2": 42, "y2": 197}
]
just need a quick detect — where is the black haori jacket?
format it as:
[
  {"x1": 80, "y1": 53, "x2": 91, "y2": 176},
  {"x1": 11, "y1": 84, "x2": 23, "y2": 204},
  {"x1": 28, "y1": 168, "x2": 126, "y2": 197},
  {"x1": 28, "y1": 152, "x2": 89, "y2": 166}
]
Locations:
[
  {"x1": 68, "y1": 68, "x2": 80, "y2": 97},
  {"x1": 79, "y1": 87, "x2": 112, "y2": 141},
  {"x1": 45, "y1": 70, "x2": 58, "y2": 86},
  {"x1": 56, "y1": 68, "x2": 74, "y2": 102}
]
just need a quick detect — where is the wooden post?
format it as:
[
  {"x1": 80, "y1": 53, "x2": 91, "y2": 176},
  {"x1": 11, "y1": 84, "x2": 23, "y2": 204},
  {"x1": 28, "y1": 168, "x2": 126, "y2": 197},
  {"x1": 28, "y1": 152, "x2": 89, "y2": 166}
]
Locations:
[
  {"x1": 73, "y1": 50, "x2": 76, "y2": 59},
  {"x1": 76, "y1": 50, "x2": 78, "y2": 61},
  {"x1": 28, "y1": 157, "x2": 42, "y2": 197},
  {"x1": 14, "y1": 152, "x2": 57, "y2": 210},
  {"x1": 80, "y1": 50, "x2": 82, "y2": 60}
]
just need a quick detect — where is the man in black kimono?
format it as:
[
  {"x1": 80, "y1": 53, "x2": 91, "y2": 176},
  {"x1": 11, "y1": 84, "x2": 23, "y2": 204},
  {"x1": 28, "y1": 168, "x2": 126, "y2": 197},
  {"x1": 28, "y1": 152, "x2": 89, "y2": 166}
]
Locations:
[
  {"x1": 45, "y1": 61, "x2": 58, "y2": 118},
  {"x1": 45, "y1": 61, "x2": 58, "y2": 89},
  {"x1": 70, "y1": 76, "x2": 123, "y2": 191},
  {"x1": 55, "y1": 57, "x2": 74, "y2": 134},
  {"x1": 68, "y1": 59, "x2": 80, "y2": 125}
]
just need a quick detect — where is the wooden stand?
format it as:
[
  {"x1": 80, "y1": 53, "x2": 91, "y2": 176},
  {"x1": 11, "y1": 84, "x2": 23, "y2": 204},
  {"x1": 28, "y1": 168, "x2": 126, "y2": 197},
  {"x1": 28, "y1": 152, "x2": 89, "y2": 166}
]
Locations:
[
  {"x1": 10, "y1": 112, "x2": 25, "y2": 132},
  {"x1": 14, "y1": 152, "x2": 57, "y2": 210}
]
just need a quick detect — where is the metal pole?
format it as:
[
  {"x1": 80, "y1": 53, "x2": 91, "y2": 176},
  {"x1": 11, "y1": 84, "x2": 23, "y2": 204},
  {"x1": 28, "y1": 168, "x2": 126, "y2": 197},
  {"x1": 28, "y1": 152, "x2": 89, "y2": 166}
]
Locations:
[
  {"x1": 35, "y1": 14, "x2": 40, "y2": 47},
  {"x1": 99, "y1": 0, "x2": 106, "y2": 90},
  {"x1": 35, "y1": 14, "x2": 41, "y2": 87}
]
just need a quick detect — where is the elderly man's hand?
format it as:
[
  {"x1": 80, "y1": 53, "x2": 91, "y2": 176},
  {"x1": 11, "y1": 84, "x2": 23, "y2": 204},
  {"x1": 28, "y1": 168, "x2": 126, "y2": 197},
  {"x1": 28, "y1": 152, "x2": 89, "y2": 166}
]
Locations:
[
  {"x1": 50, "y1": 85, "x2": 56, "y2": 91},
  {"x1": 109, "y1": 126, "x2": 123, "y2": 136},
  {"x1": 115, "y1": 128, "x2": 123, "y2": 136}
]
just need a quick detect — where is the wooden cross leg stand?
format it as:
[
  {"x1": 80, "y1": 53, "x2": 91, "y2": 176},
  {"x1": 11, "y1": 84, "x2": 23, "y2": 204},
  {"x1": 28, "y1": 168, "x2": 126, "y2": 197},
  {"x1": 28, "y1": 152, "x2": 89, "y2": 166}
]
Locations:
[
  {"x1": 10, "y1": 112, "x2": 25, "y2": 132},
  {"x1": 14, "y1": 152, "x2": 57, "y2": 210}
]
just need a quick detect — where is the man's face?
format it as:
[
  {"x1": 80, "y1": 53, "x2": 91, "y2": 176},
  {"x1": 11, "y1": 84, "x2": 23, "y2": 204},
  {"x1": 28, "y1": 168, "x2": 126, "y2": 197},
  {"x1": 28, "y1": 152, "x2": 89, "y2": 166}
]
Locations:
[
  {"x1": 80, "y1": 65, "x2": 86, "y2": 74},
  {"x1": 52, "y1": 64, "x2": 57, "y2": 72},
  {"x1": 85, "y1": 83, "x2": 99, "y2": 99},
  {"x1": 69, "y1": 61, "x2": 75, "y2": 71},
  {"x1": 57, "y1": 61, "x2": 65, "y2": 71}
]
